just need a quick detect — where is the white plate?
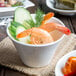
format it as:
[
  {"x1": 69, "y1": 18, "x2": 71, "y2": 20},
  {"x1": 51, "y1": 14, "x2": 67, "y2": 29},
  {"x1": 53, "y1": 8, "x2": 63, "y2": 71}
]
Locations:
[
  {"x1": 0, "y1": 0, "x2": 35, "y2": 12},
  {"x1": 46, "y1": 0, "x2": 76, "y2": 15},
  {"x1": 55, "y1": 50, "x2": 76, "y2": 76}
]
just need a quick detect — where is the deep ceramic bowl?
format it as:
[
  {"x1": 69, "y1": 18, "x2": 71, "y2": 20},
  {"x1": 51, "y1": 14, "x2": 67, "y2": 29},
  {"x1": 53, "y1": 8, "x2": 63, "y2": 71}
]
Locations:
[
  {"x1": 7, "y1": 14, "x2": 65, "y2": 67},
  {"x1": 55, "y1": 50, "x2": 76, "y2": 76},
  {"x1": 46, "y1": 0, "x2": 76, "y2": 16}
]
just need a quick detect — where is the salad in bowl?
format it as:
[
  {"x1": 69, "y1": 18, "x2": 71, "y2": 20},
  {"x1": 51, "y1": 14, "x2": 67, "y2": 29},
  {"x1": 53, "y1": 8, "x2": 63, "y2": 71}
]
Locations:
[
  {"x1": 0, "y1": 0, "x2": 35, "y2": 12},
  {"x1": 0, "y1": 0, "x2": 23, "y2": 7},
  {"x1": 8, "y1": 7, "x2": 71, "y2": 45},
  {"x1": 7, "y1": 7, "x2": 71, "y2": 67}
]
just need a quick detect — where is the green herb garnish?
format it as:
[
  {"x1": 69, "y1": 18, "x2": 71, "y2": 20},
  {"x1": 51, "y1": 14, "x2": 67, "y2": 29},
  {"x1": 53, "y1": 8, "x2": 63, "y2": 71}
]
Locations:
[
  {"x1": 35, "y1": 9, "x2": 44, "y2": 27},
  {"x1": 12, "y1": 1, "x2": 23, "y2": 7},
  {"x1": 26, "y1": 9, "x2": 44, "y2": 27},
  {"x1": 9, "y1": 8, "x2": 44, "y2": 40},
  {"x1": 9, "y1": 23, "x2": 17, "y2": 40},
  {"x1": 9, "y1": 21, "x2": 26, "y2": 40}
]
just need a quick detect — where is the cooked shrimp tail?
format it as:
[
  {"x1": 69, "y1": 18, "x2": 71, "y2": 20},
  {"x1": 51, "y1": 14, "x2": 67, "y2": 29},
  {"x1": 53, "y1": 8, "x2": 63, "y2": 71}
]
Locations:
[
  {"x1": 16, "y1": 29, "x2": 32, "y2": 38},
  {"x1": 0, "y1": 0, "x2": 4, "y2": 3},
  {"x1": 16, "y1": 28, "x2": 54, "y2": 44},
  {"x1": 40, "y1": 23, "x2": 71, "y2": 35},
  {"x1": 30, "y1": 28, "x2": 54, "y2": 44},
  {"x1": 42, "y1": 12, "x2": 54, "y2": 25},
  {"x1": 56, "y1": 25, "x2": 71, "y2": 35}
]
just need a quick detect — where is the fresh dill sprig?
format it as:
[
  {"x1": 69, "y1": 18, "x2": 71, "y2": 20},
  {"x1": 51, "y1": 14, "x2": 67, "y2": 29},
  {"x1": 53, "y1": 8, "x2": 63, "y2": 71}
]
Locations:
[
  {"x1": 26, "y1": 9, "x2": 44, "y2": 28},
  {"x1": 35, "y1": 8, "x2": 44, "y2": 27},
  {"x1": 12, "y1": 1, "x2": 23, "y2": 7}
]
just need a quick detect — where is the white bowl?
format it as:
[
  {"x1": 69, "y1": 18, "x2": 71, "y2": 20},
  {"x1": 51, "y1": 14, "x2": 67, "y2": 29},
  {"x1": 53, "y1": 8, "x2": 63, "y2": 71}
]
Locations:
[
  {"x1": 0, "y1": 0, "x2": 35, "y2": 12},
  {"x1": 7, "y1": 14, "x2": 65, "y2": 67},
  {"x1": 55, "y1": 50, "x2": 76, "y2": 76},
  {"x1": 46, "y1": 0, "x2": 76, "y2": 15}
]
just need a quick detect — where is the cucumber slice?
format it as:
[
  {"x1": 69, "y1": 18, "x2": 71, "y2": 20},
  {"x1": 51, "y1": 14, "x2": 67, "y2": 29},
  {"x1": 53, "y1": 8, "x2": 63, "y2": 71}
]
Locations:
[
  {"x1": 18, "y1": 36, "x2": 31, "y2": 44},
  {"x1": 14, "y1": 7, "x2": 32, "y2": 28},
  {"x1": 16, "y1": 26, "x2": 25, "y2": 35},
  {"x1": 16, "y1": 26, "x2": 31, "y2": 44}
]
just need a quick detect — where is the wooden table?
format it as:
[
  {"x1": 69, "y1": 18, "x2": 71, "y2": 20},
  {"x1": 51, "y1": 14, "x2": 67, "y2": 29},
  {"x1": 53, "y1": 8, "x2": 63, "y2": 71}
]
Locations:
[{"x1": 0, "y1": 0, "x2": 76, "y2": 76}]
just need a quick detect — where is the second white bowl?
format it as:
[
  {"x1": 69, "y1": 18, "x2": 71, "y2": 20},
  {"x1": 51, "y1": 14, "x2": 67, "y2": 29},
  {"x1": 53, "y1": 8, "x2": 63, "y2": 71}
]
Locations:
[
  {"x1": 46, "y1": 0, "x2": 76, "y2": 16},
  {"x1": 55, "y1": 50, "x2": 76, "y2": 76}
]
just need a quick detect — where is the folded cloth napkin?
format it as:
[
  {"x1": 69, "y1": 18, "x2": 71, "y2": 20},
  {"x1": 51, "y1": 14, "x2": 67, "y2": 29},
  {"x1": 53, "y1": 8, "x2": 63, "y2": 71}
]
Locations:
[{"x1": 0, "y1": 34, "x2": 76, "y2": 76}]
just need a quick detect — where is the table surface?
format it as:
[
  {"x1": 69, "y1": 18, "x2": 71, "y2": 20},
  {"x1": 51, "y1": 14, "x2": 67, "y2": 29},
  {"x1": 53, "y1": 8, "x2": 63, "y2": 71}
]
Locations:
[{"x1": 0, "y1": 0, "x2": 76, "y2": 76}]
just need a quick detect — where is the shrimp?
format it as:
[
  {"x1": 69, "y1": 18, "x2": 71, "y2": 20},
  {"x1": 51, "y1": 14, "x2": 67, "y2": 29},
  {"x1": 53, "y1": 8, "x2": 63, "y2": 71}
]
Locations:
[
  {"x1": 62, "y1": 57, "x2": 76, "y2": 75},
  {"x1": 40, "y1": 22, "x2": 71, "y2": 35},
  {"x1": 42, "y1": 12, "x2": 54, "y2": 25},
  {"x1": 16, "y1": 28, "x2": 54, "y2": 44},
  {"x1": 0, "y1": 0, "x2": 4, "y2": 3},
  {"x1": 8, "y1": 0, "x2": 17, "y2": 5}
]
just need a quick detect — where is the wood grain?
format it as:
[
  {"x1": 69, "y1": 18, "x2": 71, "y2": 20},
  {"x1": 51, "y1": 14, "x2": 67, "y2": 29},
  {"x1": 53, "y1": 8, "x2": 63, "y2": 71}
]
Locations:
[
  {"x1": 27, "y1": 0, "x2": 38, "y2": 13},
  {"x1": 70, "y1": 15, "x2": 76, "y2": 33},
  {"x1": 5, "y1": 69, "x2": 27, "y2": 76},
  {"x1": 0, "y1": 0, "x2": 76, "y2": 76},
  {"x1": 55, "y1": 14, "x2": 75, "y2": 33},
  {"x1": 0, "y1": 66, "x2": 5, "y2": 76}
]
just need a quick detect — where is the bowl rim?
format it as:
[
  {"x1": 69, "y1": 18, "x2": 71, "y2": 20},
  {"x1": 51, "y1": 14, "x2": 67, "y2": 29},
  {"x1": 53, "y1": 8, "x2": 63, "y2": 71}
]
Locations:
[
  {"x1": 55, "y1": 50, "x2": 76, "y2": 76},
  {"x1": 46, "y1": 0, "x2": 76, "y2": 13},
  {"x1": 7, "y1": 14, "x2": 65, "y2": 47}
]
